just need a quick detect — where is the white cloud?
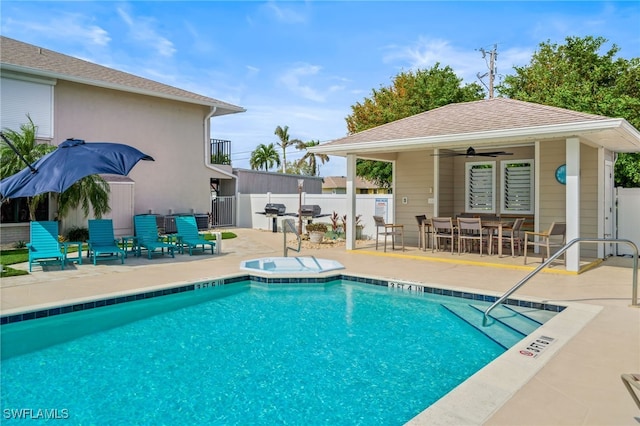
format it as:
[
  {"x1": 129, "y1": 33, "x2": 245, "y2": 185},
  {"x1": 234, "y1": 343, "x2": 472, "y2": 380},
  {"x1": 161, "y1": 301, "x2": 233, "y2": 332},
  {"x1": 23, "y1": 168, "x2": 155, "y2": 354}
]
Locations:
[
  {"x1": 279, "y1": 64, "x2": 326, "y2": 102},
  {"x1": 116, "y1": 7, "x2": 176, "y2": 58},
  {"x1": 3, "y1": 13, "x2": 110, "y2": 47},
  {"x1": 264, "y1": 1, "x2": 308, "y2": 24}
]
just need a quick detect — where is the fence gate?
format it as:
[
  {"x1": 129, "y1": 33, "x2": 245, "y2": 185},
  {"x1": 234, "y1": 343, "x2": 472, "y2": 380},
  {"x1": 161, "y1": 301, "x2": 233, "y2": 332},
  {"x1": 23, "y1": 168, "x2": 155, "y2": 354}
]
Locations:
[
  {"x1": 211, "y1": 196, "x2": 235, "y2": 227},
  {"x1": 617, "y1": 187, "x2": 640, "y2": 256}
]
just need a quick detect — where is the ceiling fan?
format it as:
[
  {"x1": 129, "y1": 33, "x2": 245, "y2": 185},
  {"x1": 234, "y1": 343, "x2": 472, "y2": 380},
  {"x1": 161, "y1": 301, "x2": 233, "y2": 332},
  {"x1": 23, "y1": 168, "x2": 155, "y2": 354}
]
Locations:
[{"x1": 431, "y1": 146, "x2": 513, "y2": 158}]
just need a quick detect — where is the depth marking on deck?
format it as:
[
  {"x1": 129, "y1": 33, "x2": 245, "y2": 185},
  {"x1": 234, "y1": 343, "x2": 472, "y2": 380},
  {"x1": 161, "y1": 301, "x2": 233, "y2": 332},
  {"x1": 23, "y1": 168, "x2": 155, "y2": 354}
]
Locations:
[{"x1": 519, "y1": 335, "x2": 556, "y2": 358}]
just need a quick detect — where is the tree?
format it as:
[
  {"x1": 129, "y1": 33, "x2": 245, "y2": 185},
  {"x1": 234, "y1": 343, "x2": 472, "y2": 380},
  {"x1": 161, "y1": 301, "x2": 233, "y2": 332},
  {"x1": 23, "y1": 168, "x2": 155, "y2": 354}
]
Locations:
[
  {"x1": 0, "y1": 116, "x2": 55, "y2": 220},
  {"x1": 56, "y1": 176, "x2": 111, "y2": 220},
  {"x1": 295, "y1": 139, "x2": 329, "y2": 176},
  {"x1": 1, "y1": 116, "x2": 112, "y2": 222},
  {"x1": 497, "y1": 35, "x2": 640, "y2": 187},
  {"x1": 346, "y1": 64, "x2": 485, "y2": 186},
  {"x1": 274, "y1": 125, "x2": 302, "y2": 173},
  {"x1": 356, "y1": 160, "x2": 393, "y2": 189},
  {"x1": 250, "y1": 143, "x2": 281, "y2": 171}
]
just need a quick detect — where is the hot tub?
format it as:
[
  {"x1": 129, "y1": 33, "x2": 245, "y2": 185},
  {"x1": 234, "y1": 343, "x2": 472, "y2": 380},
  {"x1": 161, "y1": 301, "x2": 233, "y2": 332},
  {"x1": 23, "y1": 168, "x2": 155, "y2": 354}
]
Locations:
[{"x1": 240, "y1": 257, "x2": 345, "y2": 274}]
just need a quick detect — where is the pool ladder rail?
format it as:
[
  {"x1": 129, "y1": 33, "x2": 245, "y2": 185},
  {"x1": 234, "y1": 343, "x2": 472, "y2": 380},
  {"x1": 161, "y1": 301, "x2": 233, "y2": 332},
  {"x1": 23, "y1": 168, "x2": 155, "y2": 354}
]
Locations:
[
  {"x1": 483, "y1": 238, "x2": 639, "y2": 326},
  {"x1": 283, "y1": 218, "x2": 301, "y2": 257}
]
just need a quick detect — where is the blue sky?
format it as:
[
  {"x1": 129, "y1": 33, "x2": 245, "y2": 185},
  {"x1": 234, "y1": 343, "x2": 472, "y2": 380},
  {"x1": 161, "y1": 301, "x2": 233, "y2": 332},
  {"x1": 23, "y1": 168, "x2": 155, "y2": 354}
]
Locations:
[{"x1": 2, "y1": 1, "x2": 639, "y2": 177}]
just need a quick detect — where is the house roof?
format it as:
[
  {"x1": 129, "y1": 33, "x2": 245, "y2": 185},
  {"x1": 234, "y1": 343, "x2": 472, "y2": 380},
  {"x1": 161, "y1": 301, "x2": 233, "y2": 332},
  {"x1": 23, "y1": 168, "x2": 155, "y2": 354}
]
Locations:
[
  {"x1": 311, "y1": 98, "x2": 640, "y2": 157},
  {"x1": 0, "y1": 36, "x2": 245, "y2": 116}
]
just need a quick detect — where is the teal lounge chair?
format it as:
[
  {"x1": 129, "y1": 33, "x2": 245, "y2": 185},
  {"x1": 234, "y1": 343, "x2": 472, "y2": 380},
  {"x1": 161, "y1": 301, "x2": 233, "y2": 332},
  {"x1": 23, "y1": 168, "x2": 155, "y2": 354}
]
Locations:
[
  {"x1": 134, "y1": 215, "x2": 175, "y2": 259},
  {"x1": 27, "y1": 221, "x2": 64, "y2": 272},
  {"x1": 87, "y1": 219, "x2": 125, "y2": 265},
  {"x1": 175, "y1": 215, "x2": 217, "y2": 255}
]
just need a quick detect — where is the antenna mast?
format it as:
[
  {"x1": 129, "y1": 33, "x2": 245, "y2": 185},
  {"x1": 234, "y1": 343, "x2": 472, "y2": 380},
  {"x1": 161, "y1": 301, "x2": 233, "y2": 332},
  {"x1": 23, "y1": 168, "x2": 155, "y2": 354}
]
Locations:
[{"x1": 476, "y1": 44, "x2": 497, "y2": 99}]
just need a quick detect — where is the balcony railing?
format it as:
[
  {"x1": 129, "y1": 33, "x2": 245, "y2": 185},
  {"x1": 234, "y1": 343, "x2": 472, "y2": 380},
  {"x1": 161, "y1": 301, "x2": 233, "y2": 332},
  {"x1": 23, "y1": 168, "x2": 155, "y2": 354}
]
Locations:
[{"x1": 210, "y1": 139, "x2": 231, "y2": 165}]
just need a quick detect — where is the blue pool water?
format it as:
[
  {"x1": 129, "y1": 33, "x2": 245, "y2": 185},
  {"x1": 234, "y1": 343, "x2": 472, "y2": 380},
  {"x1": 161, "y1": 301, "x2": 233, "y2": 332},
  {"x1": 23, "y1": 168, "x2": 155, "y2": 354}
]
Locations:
[{"x1": 1, "y1": 280, "x2": 508, "y2": 425}]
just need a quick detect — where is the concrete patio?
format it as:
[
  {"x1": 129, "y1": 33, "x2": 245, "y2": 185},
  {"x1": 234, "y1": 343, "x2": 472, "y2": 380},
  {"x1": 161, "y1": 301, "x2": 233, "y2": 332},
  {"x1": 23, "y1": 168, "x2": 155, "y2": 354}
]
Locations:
[{"x1": 1, "y1": 228, "x2": 639, "y2": 425}]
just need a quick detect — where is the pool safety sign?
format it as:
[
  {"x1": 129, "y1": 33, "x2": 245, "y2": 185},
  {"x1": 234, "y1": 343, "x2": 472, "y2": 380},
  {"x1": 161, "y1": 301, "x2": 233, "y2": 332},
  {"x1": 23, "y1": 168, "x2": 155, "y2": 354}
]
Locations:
[{"x1": 519, "y1": 335, "x2": 555, "y2": 358}]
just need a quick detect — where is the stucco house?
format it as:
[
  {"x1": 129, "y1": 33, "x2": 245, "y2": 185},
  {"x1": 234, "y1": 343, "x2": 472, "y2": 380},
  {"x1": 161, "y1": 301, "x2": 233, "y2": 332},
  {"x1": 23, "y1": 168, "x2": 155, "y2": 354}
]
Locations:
[
  {"x1": 0, "y1": 36, "x2": 245, "y2": 242},
  {"x1": 309, "y1": 98, "x2": 640, "y2": 272}
]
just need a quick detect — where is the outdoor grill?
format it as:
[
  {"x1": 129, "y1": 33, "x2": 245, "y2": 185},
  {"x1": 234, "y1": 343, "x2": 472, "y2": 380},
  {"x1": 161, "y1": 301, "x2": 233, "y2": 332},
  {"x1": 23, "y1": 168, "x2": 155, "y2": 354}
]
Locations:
[
  {"x1": 299, "y1": 204, "x2": 322, "y2": 218},
  {"x1": 264, "y1": 203, "x2": 287, "y2": 217},
  {"x1": 261, "y1": 203, "x2": 287, "y2": 232}
]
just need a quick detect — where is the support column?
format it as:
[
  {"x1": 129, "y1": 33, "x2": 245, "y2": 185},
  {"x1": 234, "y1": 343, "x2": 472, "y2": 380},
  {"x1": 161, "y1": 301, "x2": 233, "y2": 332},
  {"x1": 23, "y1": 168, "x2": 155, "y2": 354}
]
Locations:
[
  {"x1": 566, "y1": 138, "x2": 580, "y2": 271},
  {"x1": 346, "y1": 154, "x2": 357, "y2": 250}
]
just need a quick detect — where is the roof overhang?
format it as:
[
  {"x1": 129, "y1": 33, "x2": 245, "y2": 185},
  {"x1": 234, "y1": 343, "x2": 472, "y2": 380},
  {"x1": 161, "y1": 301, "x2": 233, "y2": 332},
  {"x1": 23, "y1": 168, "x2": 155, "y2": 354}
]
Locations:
[
  {"x1": 1, "y1": 63, "x2": 246, "y2": 116},
  {"x1": 309, "y1": 119, "x2": 640, "y2": 157}
]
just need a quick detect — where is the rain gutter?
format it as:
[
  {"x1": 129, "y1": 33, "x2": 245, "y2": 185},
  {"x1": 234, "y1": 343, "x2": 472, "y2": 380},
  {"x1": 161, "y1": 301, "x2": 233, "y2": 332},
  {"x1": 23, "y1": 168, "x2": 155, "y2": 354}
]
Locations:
[{"x1": 204, "y1": 106, "x2": 235, "y2": 180}]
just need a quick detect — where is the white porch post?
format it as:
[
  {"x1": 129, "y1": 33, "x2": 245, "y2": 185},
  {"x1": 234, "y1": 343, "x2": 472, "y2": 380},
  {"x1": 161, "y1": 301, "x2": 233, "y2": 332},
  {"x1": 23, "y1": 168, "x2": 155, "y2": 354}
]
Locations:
[
  {"x1": 346, "y1": 154, "x2": 357, "y2": 250},
  {"x1": 566, "y1": 137, "x2": 580, "y2": 271}
]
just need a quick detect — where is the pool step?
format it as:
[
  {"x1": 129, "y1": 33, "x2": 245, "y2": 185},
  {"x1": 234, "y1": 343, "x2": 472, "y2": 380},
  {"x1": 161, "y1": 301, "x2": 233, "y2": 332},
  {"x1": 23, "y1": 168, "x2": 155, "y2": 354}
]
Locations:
[
  {"x1": 470, "y1": 304, "x2": 544, "y2": 336},
  {"x1": 441, "y1": 303, "x2": 545, "y2": 350},
  {"x1": 503, "y1": 304, "x2": 559, "y2": 324}
]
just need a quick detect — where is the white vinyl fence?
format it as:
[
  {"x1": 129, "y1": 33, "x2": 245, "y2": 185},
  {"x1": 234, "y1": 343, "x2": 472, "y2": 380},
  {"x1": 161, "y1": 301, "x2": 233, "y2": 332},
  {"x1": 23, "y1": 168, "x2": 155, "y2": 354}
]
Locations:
[
  {"x1": 616, "y1": 187, "x2": 640, "y2": 256},
  {"x1": 237, "y1": 193, "x2": 394, "y2": 239}
]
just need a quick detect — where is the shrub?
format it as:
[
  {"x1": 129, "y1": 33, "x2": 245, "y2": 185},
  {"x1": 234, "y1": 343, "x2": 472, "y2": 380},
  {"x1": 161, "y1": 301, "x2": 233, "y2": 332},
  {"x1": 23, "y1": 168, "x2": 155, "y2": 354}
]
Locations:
[
  {"x1": 66, "y1": 227, "x2": 89, "y2": 242},
  {"x1": 306, "y1": 222, "x2": 328, "y2": 233}
]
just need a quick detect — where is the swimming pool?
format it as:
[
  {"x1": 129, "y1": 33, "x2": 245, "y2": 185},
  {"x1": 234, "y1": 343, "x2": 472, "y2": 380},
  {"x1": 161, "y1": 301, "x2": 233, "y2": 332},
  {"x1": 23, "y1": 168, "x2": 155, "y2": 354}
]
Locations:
[{"x1": 0, "y1": 275, "x2": 563, "y2": 425}]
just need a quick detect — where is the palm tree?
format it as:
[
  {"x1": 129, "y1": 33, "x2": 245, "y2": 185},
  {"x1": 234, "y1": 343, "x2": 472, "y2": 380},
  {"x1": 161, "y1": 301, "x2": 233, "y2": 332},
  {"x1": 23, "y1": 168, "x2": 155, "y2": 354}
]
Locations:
[
  {"x1": 56, "y1": 175, "x2": 111, "y2": 220},
  {"x1": 1, "y1": 115, "x2": 111, "y2": 223},
  {"x1": 274, "y1": 125, "x2": 302, "y2": 173},
  {"x1": 250, "y1": 143, "x2": 281, "y2": 171},
  {"x1": 0, "y1": 116, "x2": 55, "y2": 220},
  {"x1": 295, "y1": 139, "x2": 329, "y2": 176}
]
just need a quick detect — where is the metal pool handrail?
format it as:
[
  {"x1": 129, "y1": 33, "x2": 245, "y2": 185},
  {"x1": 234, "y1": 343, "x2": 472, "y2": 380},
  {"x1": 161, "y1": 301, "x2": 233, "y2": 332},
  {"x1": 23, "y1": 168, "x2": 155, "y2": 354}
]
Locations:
[
  {"x1": 483, "y1": 238, "x2": 639, "y2": 326},
  {"x1": 283, "y1": 218, "x2": 301, "y2": 257}
]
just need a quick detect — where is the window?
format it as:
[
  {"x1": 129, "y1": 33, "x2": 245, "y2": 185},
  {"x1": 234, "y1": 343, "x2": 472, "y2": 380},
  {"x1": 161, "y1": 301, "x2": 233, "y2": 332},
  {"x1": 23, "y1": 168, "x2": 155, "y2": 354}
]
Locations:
[
  {"x1": 1, "y1": 75, "x2": 54, "y2": 138},
  {"x1": 501, "y1": 160, "x2": 534, "y2": 214},
  {"x1": 0, "y1": 197, "x2": 49, "y2": 223},
  {"x1": 465, "y1": 161, "x2": 496, "y2": 212}
]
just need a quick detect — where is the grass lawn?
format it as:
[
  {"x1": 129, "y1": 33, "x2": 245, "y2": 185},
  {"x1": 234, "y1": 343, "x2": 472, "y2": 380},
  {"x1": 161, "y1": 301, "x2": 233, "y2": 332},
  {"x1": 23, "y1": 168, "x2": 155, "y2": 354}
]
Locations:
[{"x1": 0, "y1": 231, "x2": 237, "y2": 278}]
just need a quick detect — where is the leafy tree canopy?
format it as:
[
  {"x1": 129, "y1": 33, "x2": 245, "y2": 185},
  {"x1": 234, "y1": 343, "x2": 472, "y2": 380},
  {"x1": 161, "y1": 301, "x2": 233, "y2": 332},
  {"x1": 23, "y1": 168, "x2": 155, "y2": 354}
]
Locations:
[
  {"x1": 497, "y1": 35, "x2": 640, "y2": 187},
  {"x1": 346, "y1": 64, "x2": 485, "y2": 186},
  {"x1": 295, "y1": 139, "x2": 329, "y2": 176},
  {"x1": 250, "y1": 143, "x2": 280, "y2": 171}
]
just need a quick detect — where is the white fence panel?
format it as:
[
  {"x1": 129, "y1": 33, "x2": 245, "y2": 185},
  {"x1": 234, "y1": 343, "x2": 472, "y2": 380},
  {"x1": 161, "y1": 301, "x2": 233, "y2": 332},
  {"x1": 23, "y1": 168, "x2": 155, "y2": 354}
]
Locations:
[
  {"x1": 238, "y1": 193, "x2": 394, "y2": 239},
  {"x1": 616, "y1": 187, "x2": 640, "y2": 256}
]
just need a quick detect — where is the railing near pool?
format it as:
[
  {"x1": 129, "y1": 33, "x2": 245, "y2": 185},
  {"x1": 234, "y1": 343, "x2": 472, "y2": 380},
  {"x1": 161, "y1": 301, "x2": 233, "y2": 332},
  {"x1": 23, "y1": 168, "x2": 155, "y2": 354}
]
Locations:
[
  {"x1": 283, "y1": 218, "x2": 301, "y2": 257},
  {"x1": 483, "y1": 238, "x2": 639, "y2": 326}
]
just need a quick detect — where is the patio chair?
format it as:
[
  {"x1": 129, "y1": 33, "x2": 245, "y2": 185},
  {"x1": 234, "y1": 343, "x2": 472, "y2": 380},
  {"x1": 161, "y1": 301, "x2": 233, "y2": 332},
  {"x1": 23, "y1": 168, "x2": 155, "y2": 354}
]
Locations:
[
  {"x1": 524, "y1": 222, "x2": 566, "y2": 265},
  {"x1": 373, "y1": 215, "x2": 404, "y2": 252},
  {"x1": 175, "y1": 215, "x2": 218, "y2": 255},
  {"x1": 621, "y1": 373, "x2": 640, "y2": 410},
  {"x1": 431, "y1": 217, "x2": 456, "y2": 254},
  {"x1": 491, "y1": 217, "x2": 525, "y2": 257},
  {"x1": 457, "y1": 217, "x2": 488, "y2": 256},
  {"x1": 134, "y1": 215, "x2": 176, "y2": 259},
  {"x1": 27, "y1": 221, "x2": 65, "y2": 272},
  {"x1": 415, "y1": 215, "x2": 432, "y2": 250},
  {"x1": 87, "y1": 219, "x2": 125, "y2": 265}
]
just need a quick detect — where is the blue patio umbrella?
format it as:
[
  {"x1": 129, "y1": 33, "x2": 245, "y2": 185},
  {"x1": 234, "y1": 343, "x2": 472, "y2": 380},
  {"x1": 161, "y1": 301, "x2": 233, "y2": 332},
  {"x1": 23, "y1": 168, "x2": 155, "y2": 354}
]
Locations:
[{"x1": 0, "y1": 138, "x2": 154, "y2": 200}]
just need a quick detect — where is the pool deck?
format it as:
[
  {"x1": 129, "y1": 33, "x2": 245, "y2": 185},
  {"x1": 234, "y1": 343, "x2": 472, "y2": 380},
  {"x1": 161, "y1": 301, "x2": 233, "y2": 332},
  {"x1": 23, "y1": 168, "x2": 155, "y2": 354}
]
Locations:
[{"x1": 1, "y1": 228, "x2": 639, "y2": 425}]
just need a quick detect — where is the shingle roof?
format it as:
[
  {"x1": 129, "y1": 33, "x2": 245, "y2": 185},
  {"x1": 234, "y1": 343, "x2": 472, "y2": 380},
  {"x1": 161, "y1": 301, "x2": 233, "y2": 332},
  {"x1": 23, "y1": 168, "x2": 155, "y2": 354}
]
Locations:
[
  {"x1": 315, "y1": 98, "x2": 640, "y2": 153},
  {"x1": 0, "y1": 36, "x2": 245, "y2": 116},
  {"x1": 329, "y1": 98, "x2": 610, "y2": 145}
]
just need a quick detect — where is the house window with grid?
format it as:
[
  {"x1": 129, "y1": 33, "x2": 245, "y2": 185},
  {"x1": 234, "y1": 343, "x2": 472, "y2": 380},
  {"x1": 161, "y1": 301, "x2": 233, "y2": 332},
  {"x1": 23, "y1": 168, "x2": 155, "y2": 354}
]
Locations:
[
  {"x1": 501, "y1": 160, "x2": 534, "y2": 214},
  {"x1": 465, "y1": 161, "x2": 496, "y2": 213}
]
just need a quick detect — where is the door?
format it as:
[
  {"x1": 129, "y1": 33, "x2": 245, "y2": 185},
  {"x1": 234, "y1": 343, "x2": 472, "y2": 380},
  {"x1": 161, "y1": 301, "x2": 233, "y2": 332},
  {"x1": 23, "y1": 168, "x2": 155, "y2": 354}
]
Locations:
[{"x1": 604, "y1": 160, "x2": 613, "y2": 256}]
